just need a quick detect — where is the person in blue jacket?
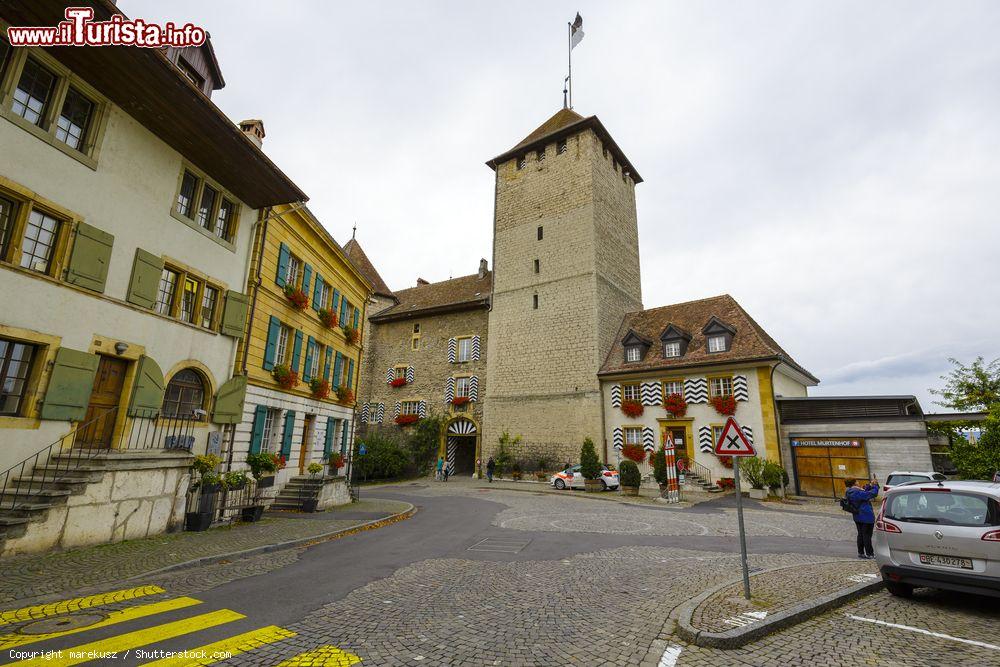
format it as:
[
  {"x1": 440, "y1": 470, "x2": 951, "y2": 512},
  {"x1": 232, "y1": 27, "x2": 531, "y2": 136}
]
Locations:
[{"x1": 845, "y1": 476, "x2": 880, "y2": 559}]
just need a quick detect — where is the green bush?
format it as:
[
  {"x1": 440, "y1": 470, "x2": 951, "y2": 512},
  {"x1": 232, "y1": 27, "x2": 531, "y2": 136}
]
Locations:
[
  {"x1": 651, "y1": 445, "x2": 668, "y2": 485},
  {"x1": 354, "y1": 433, "x2": 409, "y2": 481},
  {"x1": 406, "y1": 415, "x2": 444, "y2": 472},
  {"x1": 762, "y1": 460, "x2": 786, "y2": 490},
  {"x1": 951, "y1": 406, "x2": 1000, "y2": 479},
  {"x1": 739, "y1": 456, "x2": 767, "y2": 490},
  {"x1": 619, "y1": 460, "x2": 641, "y2": 488},
  {"x1": 494, "y1": 431, "x2": 520, "y2": 476},
  {"x1": 580, "y1": 437, "x2": 601, "y2": 480}
]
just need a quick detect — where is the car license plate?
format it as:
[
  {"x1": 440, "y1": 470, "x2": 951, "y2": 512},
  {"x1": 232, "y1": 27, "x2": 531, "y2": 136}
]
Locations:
[{"x1": 919, "y1": 553, "x2": 973, "y2": 570}]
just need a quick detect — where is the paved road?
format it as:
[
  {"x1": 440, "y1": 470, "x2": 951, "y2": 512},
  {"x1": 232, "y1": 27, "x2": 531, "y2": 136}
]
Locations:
[{"x1": 1, "y1": 482, "x2": 997, "y2": 666}]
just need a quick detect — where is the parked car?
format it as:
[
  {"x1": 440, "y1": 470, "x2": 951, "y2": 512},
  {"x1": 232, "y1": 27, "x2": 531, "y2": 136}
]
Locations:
[
  {"x1": 873, "y1": 480, "x2": 1000, "y2": 598},
  {"x1": 551, "y1": 464, "x2": 619, "y2": 491},
  {"x1": 883, "y1": 471, "x2": 947, "y2": 493}
]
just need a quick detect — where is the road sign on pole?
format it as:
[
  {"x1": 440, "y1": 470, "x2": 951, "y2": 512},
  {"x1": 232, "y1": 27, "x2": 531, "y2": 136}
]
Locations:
[{"x1": 715, "y1": 416, "x2": 754, "y2": 599}]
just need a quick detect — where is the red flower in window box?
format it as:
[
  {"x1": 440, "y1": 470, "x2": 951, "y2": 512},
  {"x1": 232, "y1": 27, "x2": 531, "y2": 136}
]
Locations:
[
  {"x1": 272, "y1": 364, "x2": 299, "y2": 389},
  {"x1": 664, "y1": 392, "x2": 687, "y2": 417},
  {"x1": 283, "y1": 285, "x2": 309, "y2": 310},
  {"x1": 709, "y1": 395, "x2": 736, "y2": 416},
  {"x1": 389, "y1": 377, "x2": 408, "y2": 388},
  {"x1": 309, "y1": 378, "x2": 331, "y2": 399},
  {"x1": 622, "y1": 443, "x2": 647, "y2": 463},
  {"x1": 318, "y1": 308, "x2": 337, "y2": 329},
  {"x1": 716, "y1": 455, "x2": 734, "y2": 469},
  {"x1": 395, "y1": 414, "x2": 419, "y2": 426},
  {"x1": 335, "y1": 385, "x2": 354, "y2": 403},
  {"x1": 342, "y1": 324, "x2": 360, "y2": 345},
  {"x1": 717, "y1": 476, "x2": 736, "y2": 490},
  {"x1": 621, "y1": 399, "x2": 644, "y2": 418},
  {"x1": 328, "y1": 452, "x2": 345, "y2": 470},
  {"x1": 451, "y1": 396, "x2": 471, "y2": 406}
]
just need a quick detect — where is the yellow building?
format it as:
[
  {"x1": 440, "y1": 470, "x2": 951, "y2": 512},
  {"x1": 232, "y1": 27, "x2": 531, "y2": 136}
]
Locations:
[{"x1": 234, "y1": 198, "x2": 372, "y2": 493}]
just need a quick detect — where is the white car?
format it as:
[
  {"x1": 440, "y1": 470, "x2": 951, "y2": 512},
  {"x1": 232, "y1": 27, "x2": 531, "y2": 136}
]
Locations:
[
  {"x1": 874, "y1": 479, "x2": 1000, "y2": 598},
  {"x1": 883, "y1": 471, "x2": 947, "y2": 493},
  {"x1": 550, "y1": 464, "x2": 619, "y2": 491}
]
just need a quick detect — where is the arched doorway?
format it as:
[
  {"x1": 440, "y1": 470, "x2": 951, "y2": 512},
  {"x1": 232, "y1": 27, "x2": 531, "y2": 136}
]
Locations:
[{"x1": 444, "y1": 417, "x2": 479, "y2": 477}]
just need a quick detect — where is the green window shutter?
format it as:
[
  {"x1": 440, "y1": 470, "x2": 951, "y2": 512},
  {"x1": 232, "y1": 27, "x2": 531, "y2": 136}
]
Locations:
[
  {"x1": 333, "y1": 352, "x2": 343, "y2": 388},
  {"x1": 249, "y1": 405, "x2": 267, "y2": 454},
  {"x1": 332, "y1": 288, "x2": 341, "y2": 314},
  {"x1": 126, "y1": 355, "x2": 165, "y2": 417},
  {"x1": 302, "y1": 263, "x2": 312, "y2": 297},
  {"x1": 303, "y1": 336, "x2": 315, "y2": 382},
  {"x1": 340, "y1": 418, "x2": 349, "y2": 455},
  {"x1": 324, "y1": 347, "x2": 333, "y2": 382},
  {"x1": 339, "y1": 298, "x2": 348, "y2": 328},
  {"x1": 220, "y1": 290, "x2": 249, "y2": 338},
  {"x1": 66, "y1": 222, "x2": 114, "y2": 293},
  {"x1": 323, "y1": 416, "x2": 334, "y2": 458},
  {"x1": 312, "y1": 274, "x2": 324, "y2": 310},
  {"x1": 212, "y1": 375, "x2": 247, "y2": 424},
  {"x1": 291, "y1": 330, "x2": 304, "y2": 373},
  {"x1": 126, "y1": 248, "x2": 163, "y2": 309},
  {"x1": 40, "y1": 348, "x2": 99, "y2": 421},
  {"x1": 347, "y1": 358, "x2": 355, "y2": 390},
  {"x1": 281, "y1": 410, "x2": 295, "y2": 459},
  {"x1": 263, "y1": 316, "x2": 281, "y2": 371},
  {"x1": 352, "y1": 307, "x2": 360, "y2": 330},
  {"x1": 276, "y1": 242, "x2": 290, "y2": 287}
]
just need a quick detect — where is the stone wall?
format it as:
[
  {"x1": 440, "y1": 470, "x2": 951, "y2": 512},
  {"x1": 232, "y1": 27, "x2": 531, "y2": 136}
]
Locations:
[{"x1": 316, "y1": 476, "x2": 351, "y2": 510}]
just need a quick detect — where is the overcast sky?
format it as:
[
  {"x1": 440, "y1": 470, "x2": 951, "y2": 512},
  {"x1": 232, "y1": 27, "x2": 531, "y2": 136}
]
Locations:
[{"x1": 126, "y1": 1, "x2": 1000, "y2": 410}]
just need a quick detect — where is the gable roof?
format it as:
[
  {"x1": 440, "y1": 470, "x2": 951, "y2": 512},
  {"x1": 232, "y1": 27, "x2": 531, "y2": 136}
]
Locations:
[
  {"x1": 370, "y1": 271, "x2": 492, "y2": 322},
  {"x1": 599, "y1": 294, "x2": 818, "y2": 382},
  {"x1": 343, "y1": 238, "x2": 394, "y2": 299}
]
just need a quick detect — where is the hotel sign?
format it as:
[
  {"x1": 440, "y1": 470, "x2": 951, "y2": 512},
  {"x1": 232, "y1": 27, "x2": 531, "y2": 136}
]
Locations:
[{"x1": 791, "y1": 438, "x2": 864, "y2": 448}]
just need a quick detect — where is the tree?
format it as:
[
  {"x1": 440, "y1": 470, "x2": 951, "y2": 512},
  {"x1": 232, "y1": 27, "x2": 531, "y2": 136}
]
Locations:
[
  {"x1": 407, "y1": 415, "x2": 444, "y2": 473},
  {"x1": 930, "y1": 357, "x2": 1000, "y2": 412},
  {"x1": 579, "y1": 437, "x2": 601, "y2": 480},
  {"x1": 950, "y1": 406, "x2": 1000, "y2": 480},
  {"x1": 494, "y1": 430, "x2": 520, "y2": 476}
]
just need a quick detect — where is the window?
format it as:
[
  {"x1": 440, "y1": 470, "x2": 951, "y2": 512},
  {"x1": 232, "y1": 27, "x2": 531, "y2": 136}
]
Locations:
[
  {"x1": 276, "y1": 325, "x2": 291, "y2": 365},
  {"x1": 55, "y1": 87, "x2": 93, "y2": 151},
  {"x1": 455, "y1": 376, "x2": 471, "y2": 398},
  {"x1": 663, "y1": 341, "x2": 681, "y2": 358},
  {"x1": 180, "y1": 277, "x2": 199, "y2": 323},
  {"x1": 624, "y1": 427, "x2": 642, "y2": 446},
  {"x1": 200, "y1": 285, "x2": 218, "y2": 329},
  {"x1": 12, "y1": 58, "x2": 55, "y2": 126},
  {"x1": 622, "y1": 383, "x2": 640, "y2": 402},
  {"x1": 533, "y1": 294, "x2": 539, "y2": 309},
  {"x1": 0, "y1": 196, "x2": 18, "y2": 261},
  {"x1": 19, "y1": 209, "x2": 60, "y2": 274},
  {"x1": 214, "y1": 198, "x2": 235, "y2": 240},
  {"x1": 260, "y1": 408, "x2": 281, "y2": 453},
  {"x1": 712, "y1": 425, "x2": 725, "y2": 449},
  {"x1": 178, "y1": 58, "x2": 204, "y2": 89},
  {"x1": 162, "y1": 369, "x2": 206, "y2": 418},
  {"x1": 401, "y1": 401, "x2": 420, "y2": 415},
  {"x1": 413, "y1": 324, "x2": 420, "y2": 334},
  {"x1": 155, "y1": 268, "x2": 179, "y2": 316},
  {"x1": 320, "y1": 283, "x2": 333, "y2": 310},
  {"x1": 285, "y1": 254, "x2": 301, "y2": 288},
  {"x1": 885, "y1": 491, "x2": 999, "y2": 528},
  {"x1": 196, "y1": 185, "x2": 217, "y2": 230},
  {"x1": 557, "y1": 138, "x2": 568, "y2": 154},
  {"x1": 537, "y1": 226, "x2": 543, "y2": 240},
  {"x1": 708, "y1": 335, "x2": 727, "y2": 353},
  {"x1": 411, "y1": 336, "x2": 420, "y2": 350},
  {"x1": 625, "y1": 346, "x2": 641, "y2": 363},
  {"x1": 663, "y1": 380, "x2": 684, "y2": 399},
  {"x1": 533, "y1": 259, "x2": 540, "y2": 274},
  {"x1": 457, "y1": 337, "x2": 472, "y2": 362},
  {"x1": 710, "y1": 376, "x2": 733, "y2": 398},
  {"x1": 0, "y1": 338, "x2": 36, "y2": 416},
  {"x1": 394, "y1": 365, "x2": 409, "y2": 380},
  {"x1": 536, "y1": 148, "x2": 545, "y2": 163},
  {"x1": 516, "y1": 156, "x2": 526, "y2": 170},
  {"x1": 309, "y1": 343, "x2": 322, "y2": 380},
  {"x1": 176, "y1": 171, "x2": 198, "y2": 218}
]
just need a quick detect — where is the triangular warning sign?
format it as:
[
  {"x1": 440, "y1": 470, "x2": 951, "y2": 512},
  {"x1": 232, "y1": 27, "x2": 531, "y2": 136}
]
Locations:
[{"x1": 713, "y1": 416, "x2": 756, "y2": 457}]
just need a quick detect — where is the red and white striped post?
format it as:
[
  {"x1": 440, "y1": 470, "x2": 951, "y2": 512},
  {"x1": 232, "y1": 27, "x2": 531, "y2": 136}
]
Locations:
[{"x1": 662, "y1": 432, "x2": 680, "y2": 503}]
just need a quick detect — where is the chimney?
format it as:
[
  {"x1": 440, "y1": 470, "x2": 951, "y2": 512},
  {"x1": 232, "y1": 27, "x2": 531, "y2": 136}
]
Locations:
[
  {"x1": 239, "y1": 119, "x2": 265, "y2": 148},
  {"x1": 416, "y1": 278, "x2": 429, "y2": 287},
  {"x1": 478, "y1": 258, "x2": 488, "y2": 279}
]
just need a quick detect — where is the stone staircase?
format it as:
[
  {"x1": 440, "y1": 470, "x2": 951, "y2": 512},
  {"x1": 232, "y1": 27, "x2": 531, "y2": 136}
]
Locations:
[
  {"x1": 685, "y1": 469, "x2": 724, "y2": 493},
  {"x1": 270, "y1": 476, "x2": 325, "y2": 511}
]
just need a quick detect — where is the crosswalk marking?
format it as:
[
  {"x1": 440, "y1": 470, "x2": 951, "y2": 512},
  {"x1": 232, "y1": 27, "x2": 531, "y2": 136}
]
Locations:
[
  {"x1": 16, "y1": 609, "x2": 246, "y2": 667},
  {"x1": 0, "y1": 586, "x2": 166, "y2": 626},
  {"x1": 141, "y1": 625, "x2": 298, "y2": 667},
  {"x1": 277, "y1": 645, "x2": 362, "y2": 666},
  {"x1": 0, "y1": 596, "x2": 202, "y2": 650}
]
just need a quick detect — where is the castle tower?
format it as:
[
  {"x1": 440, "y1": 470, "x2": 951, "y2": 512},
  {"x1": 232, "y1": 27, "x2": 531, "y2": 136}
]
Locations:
[{"x1": 483, "y1": 108, "x2": 643, "y2": 462}]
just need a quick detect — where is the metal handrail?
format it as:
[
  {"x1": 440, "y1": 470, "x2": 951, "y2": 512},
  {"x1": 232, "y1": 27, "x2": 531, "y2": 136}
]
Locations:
[{"x1": 688, "y1": 458, "x2": 714, "y2": 488}]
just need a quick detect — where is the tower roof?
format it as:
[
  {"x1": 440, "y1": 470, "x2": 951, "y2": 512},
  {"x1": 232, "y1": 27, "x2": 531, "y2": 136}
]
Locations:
[
  {"x1": 486, "y1": 108, "x2": 642, "y2": 183},
  {"x1": 343, "y1": 238, "x2": 395, "y2": 299}
]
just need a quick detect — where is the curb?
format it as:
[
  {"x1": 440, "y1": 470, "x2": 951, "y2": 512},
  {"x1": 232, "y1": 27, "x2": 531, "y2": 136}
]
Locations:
[{"x1": 674, "y1": 560, "x2": 884, "y2": 649}]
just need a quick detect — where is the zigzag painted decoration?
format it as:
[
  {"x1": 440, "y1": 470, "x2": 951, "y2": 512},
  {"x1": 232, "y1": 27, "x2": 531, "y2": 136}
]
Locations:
[
  {"x1": 375, "y1": 403, "x2": 385, "y2": 423},
  {"x1": 471, "y1": 335, "x2": 481, "y2": 361},
  {"x1": 446, "y1": 437, "x2": 458, "y2": 475},
  {"x1": 394, "y1": 402, "x2": 401, "y2": 419},
  {"x1": 385, "y1": 367, "x2": 395, "y2": 384},
  {"x1": 405, "y1": 366, "x2": 415, "y2": 383},
  {"x1": 733, "y1": 375, "x2": 749, "y2": 402},
  {"x1": 684, "y1": 377, "x2": 708, "y2": 403},
  {"x1": 418, "y1": 401, "x2": 427, "y2": 418},
  {"x1": 742, "y1": 425, "x2": 754, "y2": 445},
  {"x1": 445, "y1": 377, "x2": 455, "y2": 403},
  {"x1": 448, "y1": 418, "x2": 477, "y2": 434},
  {"x1": 448, "y1": 338, "x2": 457, "y2": 363},
  {"x1": 611, "y1": 384, "x2": 622, "y2": 408},
  {"x1": 360, "y1": 403, "x2": 370, "y2": 423},
  {"x1": 469, "y1": 376, "x2": 479, "y2": 402},
  {"x1": 612, "y1": 427, "x2": 623, "y2": 450},
  {"x1": 642, "y1": 427, "x2": 655, "y2": 451},
  {"x1": 698, "y1": 425, "x2": 713, "y2": 452},
  {"x1": 640, "y1": 382, "x2": 662, "y2": 406}
]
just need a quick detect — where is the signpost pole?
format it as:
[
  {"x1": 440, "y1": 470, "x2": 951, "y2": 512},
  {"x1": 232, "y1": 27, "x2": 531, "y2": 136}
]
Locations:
[{"x1": 733, "y1": 456, "x2": 751, "y2": 600}]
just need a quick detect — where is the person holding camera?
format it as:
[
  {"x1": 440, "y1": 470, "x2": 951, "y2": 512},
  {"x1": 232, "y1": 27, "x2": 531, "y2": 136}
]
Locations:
[{"x1": 844, "y1": 475, "x2": 880, "y2": 559}]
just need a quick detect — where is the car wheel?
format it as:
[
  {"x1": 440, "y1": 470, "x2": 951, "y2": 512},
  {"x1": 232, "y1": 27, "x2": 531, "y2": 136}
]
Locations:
[
  {"x1": 885, "y1": 582, "x2": 913, "y2": 598},
  {"x1": 554, "y1": 479, "x2": 566, "y2": 490},
  {"x1": 600, "y1": 479, "x2": 608, "y2": 491}
]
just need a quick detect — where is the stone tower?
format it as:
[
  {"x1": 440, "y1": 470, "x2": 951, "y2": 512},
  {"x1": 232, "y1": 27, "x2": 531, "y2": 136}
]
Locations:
[{"x1": 483, "y1": 108, "x2": 643, "y2": 463}]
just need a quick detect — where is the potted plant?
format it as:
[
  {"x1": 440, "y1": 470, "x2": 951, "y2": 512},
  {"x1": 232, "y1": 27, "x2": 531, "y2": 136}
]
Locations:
[
  {"x1": 709, "y1": 395, "x2": 737, "y2": 416},
  {"x1": 395, "y1": 413, "x2": 419, "y2": 426},
  {"x1": 327, "y1": 451, "x2": 345, "y2": 475},
  {"x1": 272, "y1": 364, "x2": 299, "y2": 389},
  {"x1": 511, "y1": 462, "x2": 522, "y2": 481},
  {"x1": 310, "y1": 378, "x2": 331, "y2": 399},
  {"x1": 301, "y1": 462, "x2": 324, "y2": 513},
  {"x1": 621, "y1": 399, "x2": 644, "y2": 418},
  {"x1": 342, "y1": 324, "x2": 360, "y2": 344},
  {"x1": 664, "y1": 392, "x2": 687, "y2": 417},
  {"x1": 651, "y1": 444, "x2": 668, "y2": 492},
  {"x1": 283, "y1": 284, "x2": 309, "y2": 310},
  {"x1": 619, "y1": 460, "x2": 641, "y2": 496},
  {"x1": 247, "y1": 451, "x2": 284, "y2": 488},
  {"x1": 580, "y1": 437, "x2": 603, "y2": 492},
  {"x1": 318, "y1": 307, "x2": 337, "y2": 329},
  {"x1": 622, "y1": 443, "x2": 647, "y2": 464},
  {"x1": 740, "y1": 455, "x2": 768, "y2": 499},
  {"x1": 223, "y1": 470, "x2": 248, "y2": 491},
  {"x1": 186, "y1": 454, "x2": 221, "y2": 531},
  {"x1": 389, "y1": 376, "x2": 408, "y2": 388},
  {"x1": 336, "y1": 385, "x2": 354, "y2": 403}
]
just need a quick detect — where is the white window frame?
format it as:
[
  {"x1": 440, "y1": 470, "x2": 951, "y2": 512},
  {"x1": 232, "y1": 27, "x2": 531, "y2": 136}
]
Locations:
[
  {"x1": 625, "y1": 346, "x2": 641, "y2": 362},
  {"x1": 320, "y1": 283, "x2": 333, "y2": 310},
  {"x1": 663, "y1": 380, "x2": 683, "y2": 398},
  {"x1": 663, "y1": 341, "x2": 681, "y2": 358},
  {"x1": 622, "y1": 383, "x2": 640, "y2": 402},
  {"x1": 455, "y1": 377, "x2": 471, "y2": 398},
  {"x1": 708, "y1": 335, "x2": 727, "y2": 353},
  {"x1": 624, "y1": 427, "x2": 642, "y2": 446},
  {"x1": 457, "y1": 337, "x2": 473, "y2": 362},
  {"x1": 285, "y1": 255, "x2": 301, "y2": 289},
  {"x1": 309, "y1": 344, "x2": 321, "y2": 379},
  {"x1": 261, "y1": 408, "x2": 281, "y2": 453},
  {"x1": 401, "y1": 400, "x2": 420, "y2": 415},
  {"x1": 276, "y1": 325, "x2": 291, "y2": 365},
  {"x1": 710, "y1": 376, "x2": 733, "y2": 398},
  {"x1": 712, "y1": 425, "x2": 725, "y2": 448}
]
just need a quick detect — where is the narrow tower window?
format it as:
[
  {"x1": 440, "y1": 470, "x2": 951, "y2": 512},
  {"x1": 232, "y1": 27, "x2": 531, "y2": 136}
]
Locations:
[
  {"x1": 533, "y1": 294, "x2": 539, "y2": 310},
  {"x1": 536, "y1": 148, "x2": 545, "y2": 163},
  {"x1": 557, "y1": 138, "x2": 568, "y2": 154},
  {"x1": 537, "y1": 226, "x2": 543, "y2": 241},
  {"x1": 533, "y1": 259, "x2": 540, "y2": 274},
  {"x1": 517, "y1": 156, "x2": 526, "y2": 170}
]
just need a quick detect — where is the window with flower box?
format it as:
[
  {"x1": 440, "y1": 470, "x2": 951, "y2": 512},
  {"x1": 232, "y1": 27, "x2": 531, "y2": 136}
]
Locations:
[
  {"x1": 401, "y1": 401, "x2": 420, "y2": 415},
  {"x1": 622, "y1": 383, "x2": 641, "y2": 403},
  {"x1": 285, "y1": 254, "x2": 302, "y2": 289},
  {"x1": 276, "y1": 325, "x2": 291, "y2": 365},
  {"x1": 455, "y1": 377, "x2": 471, "y2": 399},
  {"x1": 260, "y1": 407, "x2": 281, "y2": 453},
  {"x1": 624, "y1": 427, "x2": 642, "y2": 447},
  {"x1": 710, "y1": 376, "x2": 733, "y2": 398},
  {"x1": 663, "y1": 380, "x2": 684, "y2": 399}
]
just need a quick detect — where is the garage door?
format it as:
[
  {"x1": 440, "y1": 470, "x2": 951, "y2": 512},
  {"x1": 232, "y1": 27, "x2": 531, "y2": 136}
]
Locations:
[{"x1": 791, "y1": 438, "x2": 869, "y2": 498}]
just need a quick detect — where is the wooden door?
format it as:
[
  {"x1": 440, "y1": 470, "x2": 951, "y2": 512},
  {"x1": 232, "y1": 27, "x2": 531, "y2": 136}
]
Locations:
[
  {"x1": 77, "y1": 356, "x2": 127, "y2": 448},
  {"x1": 793, "y1": 440, "x2": 870, "y2": 497},
  {"x1": 299, "y1": 415, "x2": 316, "y2": 475}
]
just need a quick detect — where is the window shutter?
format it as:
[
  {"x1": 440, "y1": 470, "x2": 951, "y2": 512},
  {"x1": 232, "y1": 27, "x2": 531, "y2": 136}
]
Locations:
[
  {"x1": 126, "y1": 355, "x2": 165, "y2": 417},
  {"x1": 385, "y1": 367, "x2": 395, "y2": 384},
  {"x1": 303, "y1": 336, "x2": 316, "y2": 382},
  {"x1": 340, "y1": 418, "x2": 349, "y2": 455},
  {"x1": 126, "y1": 248, "x2": 163, "y2": 309},
  {"x1": 291, "y1": 330, "x2": 304, "y2": 372},
  {"x1": 249, "y1": 405, "x2": 267, "y2": 454},
  {"x1": 212, "y1": 375, "x2": 247, "y2": 424},
  {"x1": 698, "y1": 426, "x2": 713, "y2": 452},
  {"x1": 610, "y1": 384, "x2": 622, "y2": 408},
  {"x1": 281, "y1": 410, "x2": 295, "y2": 459},
  {"x1": 612, "y1": 427, "x2": 623, "y2": 451},
  {"x1": 302, "y1": 263, "x2": 312, "y2": 296},
  {"x1": 445, "y1": 377, "x2": 455, "y2": 403},
  {"x1": 66, "y1": 222, "x2": 113, "y2": 293},
  {"x1": 642, "y1": 427, "x2": 655, "y2": 451},
  {"x1": 448, "y1": 338, "x2": 456, "y2": 363},
  {"x1": 339, "y1": 298, "x2": 349, "y2": 328},
  {"x1": 394, "y1": 402, "x2": 400, "y2": 419},
  {"x1": 324, "y1": 416, "x2": 335, "y2": 457},
  {"x1": 405, "y1": 366, "x2": 414, "y2": 383},
  {"x1": 40, "y1": 348, "x2": 99, "y2": 421},
  {"x1": 733, "y1": 375, "x2": 749, "y2": 401},
  {"x1": 352, "y1": 307, "x2": 360, "y2": 329},
  {"x1": 332, "y1": 288, "x2": 341, "y2": 314},
  {"x1": 333, "y1": 352, "x2": 344, "y2": 388},
  {"x1": 324, "y1": 347, "x2": 333, "y2": 382},
  {"x1": 360, "y1": 403, "x2": 370, "y2": 423},
  {"x1": 347, "y1": 358, "x2": 355, "y2": 390},
  {"x1": 469, "y1": 376, "x2": 479, "y2": 402},
  {"x1": 418, "y1": 401, "x2": 427, "y2": 418},
  {"x1": 220, "y1": 290, "x2": 249, "y2": 338},
  {"x1": 471, "y1": 335, "x2": 481, "y2": 361},
  {"x1": 263, "y1": 316, "x2": 281, "y2": 371},
  {"x1": 312, "y1": 274, "x2": 324, "y2": 310},
  {"x1": 276, "y1": 242, "x2": 290, "y2": 287}
]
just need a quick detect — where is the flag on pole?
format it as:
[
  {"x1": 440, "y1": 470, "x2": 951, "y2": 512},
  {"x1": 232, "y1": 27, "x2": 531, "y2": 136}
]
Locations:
[{"x1": 570, "y1": 13, "x2": 584, "y2": 49}]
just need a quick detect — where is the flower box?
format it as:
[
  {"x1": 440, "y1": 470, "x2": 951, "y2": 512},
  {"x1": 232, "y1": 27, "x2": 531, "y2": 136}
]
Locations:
[
  {"x1": 710, "y1": 395, "x2": 737, "y2": 416},
  {"x1": 310, "y1": 378, "x2": 331, "y2": 399},
  {"x1": 318, "y1": 308, "x2": 337, "y2": 329},
  {"x1": 395, "y1": 414, "x2": 419, "y2": 426},
  {"x1": 451, "y1": 396, "x2": 471, "y2": 406},
  {"x1": 621, "y1": 443, "x2": 647, "y2": 463},
  {"x1": 283, "y1": 285, "x2": 309, "y2": 310},
  {"x1": 342, "y1": 324, "x2": 360, "y2": 345},
  {"x1": 664, "y1": 392, "x2": 687, "y2": 417},
  {"x1": 272, "y1": 364, "x2": 299, "y2": 389},
  {"x1": 335, "y1": 386, "x2": 354, "y2": 403},
  {"x1": 717, "y1": 477, "x2": 736, "y2": 490},
  {"x1": 716, "y1": 455, "x2": 734, "y2": 469},
  {"x1": 389, "y1": 377, "x2": 408, "y2": 388},
  {"x1": 621, "y1": 399, "x2": 644, "y2": 418}
]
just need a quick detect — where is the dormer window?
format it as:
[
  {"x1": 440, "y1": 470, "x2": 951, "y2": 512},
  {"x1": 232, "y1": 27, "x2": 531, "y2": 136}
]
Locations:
[
  {"x1": 659, "y1": 323, "x2": 692, "y2": 359},
  {"x1": 707, "y1": 335, "x2": 727, "y2": 353},
  {"x1": 621, "y1": 329, "x2": 652, "y2": 364},
  {"x1": 702, "y1": 317, "x2": 736, "y2": 354},
  {"x1": 625, "y1": 346, "x2": 642, "y2": 363},
  {"x1": 663, "y1": 341, "x2": 681, "y2": 358}
]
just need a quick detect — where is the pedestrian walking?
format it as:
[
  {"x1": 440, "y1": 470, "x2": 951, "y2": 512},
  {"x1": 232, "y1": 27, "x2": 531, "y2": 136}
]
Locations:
[
  {"x1": 443, "y1": 460, "x2": 450, "y2": 482},
  {"x1": 486, "y1": 457, "x2": 496, "y2": 483},
  {"x1": 436, "y1": 456, "x2": 444, "y2": 482},
  {"x1": 843, "y1": 476, "x2": 879, "y2": 559}
]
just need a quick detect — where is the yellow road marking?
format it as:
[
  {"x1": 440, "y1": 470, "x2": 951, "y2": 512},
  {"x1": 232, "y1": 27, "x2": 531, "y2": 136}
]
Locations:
[
  {"x1": 0, "y1": 586, "x2": 166, "y2": 626},
  {"x1": 16, "y1": 609, "x2": 246, "y2": 667},
  {"x1": 141, "y1": 625, "x2": 297, "y2": 666},
  {"x1": 277, "y1": 645, "x2": 362, "y2": 666},
  {"x1": 0, "y1": 597, "x2": 202, "y2": 650}
]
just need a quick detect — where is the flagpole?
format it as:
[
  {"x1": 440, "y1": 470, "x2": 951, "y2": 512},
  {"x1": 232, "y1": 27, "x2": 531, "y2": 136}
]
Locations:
[{"x1": 567, "y1": 21, "x2": 572, "y2": 109}]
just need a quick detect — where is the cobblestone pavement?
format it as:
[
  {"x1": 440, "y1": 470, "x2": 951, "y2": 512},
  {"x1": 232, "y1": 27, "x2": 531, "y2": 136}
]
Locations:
[{"x1": 0, "y1": 499, "x2": 410, "y2": 605}]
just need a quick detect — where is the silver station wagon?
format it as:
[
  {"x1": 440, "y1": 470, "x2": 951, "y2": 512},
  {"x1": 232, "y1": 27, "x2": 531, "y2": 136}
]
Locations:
[{"x1": 874, "y1": 480, "x2": 1000, "y2": 598}]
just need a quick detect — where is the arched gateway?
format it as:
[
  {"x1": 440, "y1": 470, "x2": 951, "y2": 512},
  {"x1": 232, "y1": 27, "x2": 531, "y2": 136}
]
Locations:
[{"x1": 442, "y1": 417, "x2": 480, "y2": 477}]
